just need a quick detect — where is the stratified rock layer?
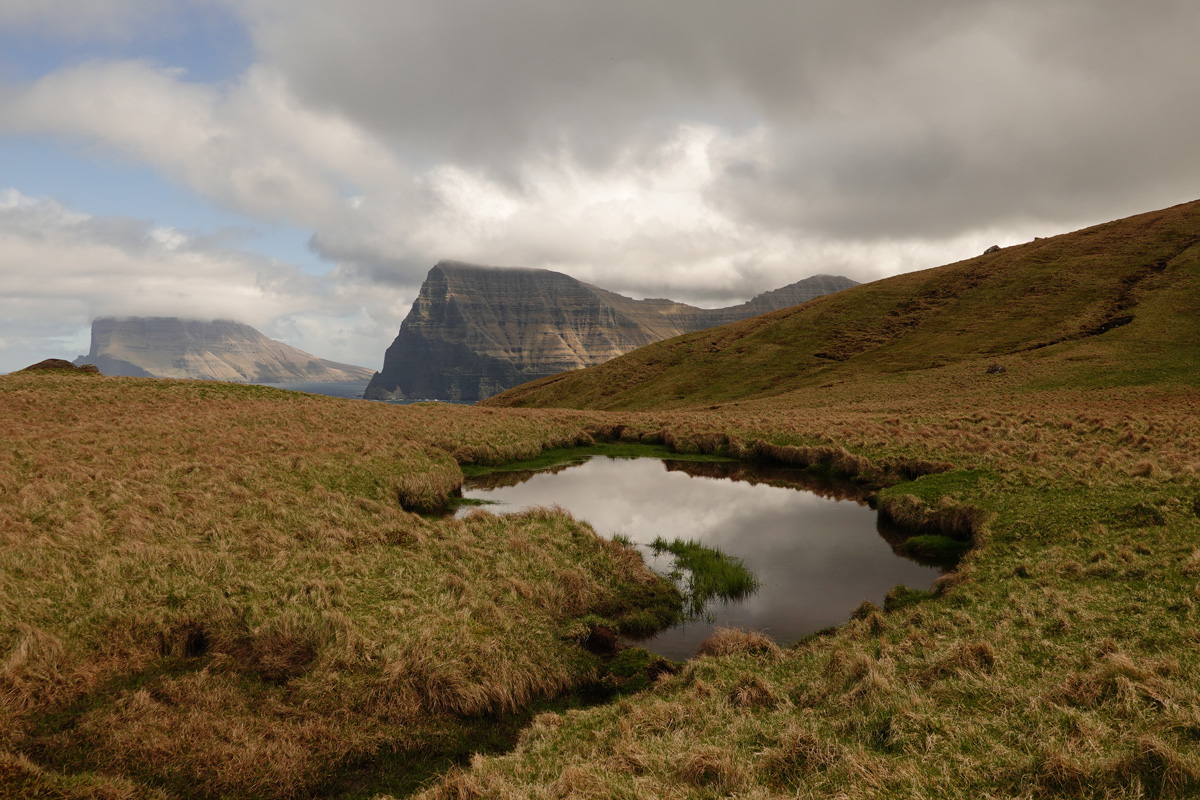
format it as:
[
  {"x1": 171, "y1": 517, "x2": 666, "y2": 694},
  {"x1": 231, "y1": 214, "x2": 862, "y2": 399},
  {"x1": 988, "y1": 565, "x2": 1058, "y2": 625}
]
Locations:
[
  {"x1": 365, "y1": 262, "x2": 857, "y2": 402},
  {"x1": 75, "y1": 317, "x2": 375, "y2": 383}
]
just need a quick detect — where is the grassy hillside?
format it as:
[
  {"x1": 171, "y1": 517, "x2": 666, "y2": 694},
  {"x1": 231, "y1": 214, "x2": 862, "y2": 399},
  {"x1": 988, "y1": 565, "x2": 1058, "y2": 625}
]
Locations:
[
  {"x1": 486, "y1": 199, "x2": 1200, "y2": 410},
  {"x1": 5, "y1": 199, "x2": 1200, "y2": 799},
  {"x1": 442, "y1": 200, "x2": 1200, "y2": 798}
]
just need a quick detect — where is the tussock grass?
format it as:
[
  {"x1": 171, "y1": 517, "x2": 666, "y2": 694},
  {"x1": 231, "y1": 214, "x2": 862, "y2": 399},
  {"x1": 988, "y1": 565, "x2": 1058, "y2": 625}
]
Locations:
[
  {"x1": 695, "y1": 628, "x2": 781, "y2": 659},
  {"x1": 726, "y1": 673, "x2": 787, "y2": 710},
  {"x1": 401, "y1": 200, "x2": 1200, "y2": 799},
  {"x1": 0, "y1": 373, "x2": 679, "y2": 798},
  {"x1": 11, "y1": 199, "x2": 1200, "y2": 797}
]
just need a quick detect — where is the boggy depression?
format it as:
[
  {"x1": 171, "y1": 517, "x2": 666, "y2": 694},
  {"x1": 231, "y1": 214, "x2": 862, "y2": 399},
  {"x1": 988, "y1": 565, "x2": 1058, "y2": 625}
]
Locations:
[{"x1": 459, "y1": 456, "x2": 943, "y2": 661}]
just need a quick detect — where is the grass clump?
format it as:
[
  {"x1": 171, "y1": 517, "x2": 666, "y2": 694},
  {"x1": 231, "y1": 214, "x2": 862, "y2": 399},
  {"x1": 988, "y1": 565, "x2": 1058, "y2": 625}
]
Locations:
[
  {"x1": 649, "y1": 536, "x2": 759, "y2": 619},
  {"x1": 695, "y1": 627, "x2": 781, "y2": 659},
  {"x1": 899, "y1": 534, "x2": 971, "y2": 564},
  {"x1": 0, "y1": 373, "x2": 682, "y2": 798},
  {"x1": 882, "y1": 584, "x2": 934, "y2": 612}
]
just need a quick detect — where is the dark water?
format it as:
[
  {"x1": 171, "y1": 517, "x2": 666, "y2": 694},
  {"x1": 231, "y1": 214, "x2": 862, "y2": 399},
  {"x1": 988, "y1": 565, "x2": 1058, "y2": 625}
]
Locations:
[
  {"x1": 254, "y1": 380, "x2": 371, "y2": 399},
  {"x1": 460, "y1": 457, "x2": 941, "y2": 660},
  {"x1": 253, "y1": 380, "x2": 453, "y2": 405}
]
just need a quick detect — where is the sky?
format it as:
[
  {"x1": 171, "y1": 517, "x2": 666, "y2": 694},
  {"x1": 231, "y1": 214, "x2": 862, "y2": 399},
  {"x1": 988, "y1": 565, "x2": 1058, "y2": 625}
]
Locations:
[{"x1": 2, "y1": 1, "x2": 1198, "y2": 373}]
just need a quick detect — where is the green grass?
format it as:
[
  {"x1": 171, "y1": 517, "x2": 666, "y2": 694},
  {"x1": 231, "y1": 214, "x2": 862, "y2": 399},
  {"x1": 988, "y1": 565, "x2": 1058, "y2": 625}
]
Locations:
[
  {"x1": 649, "y1": 537, "x2": 760, "y2": 619},
  {"x1": 898, "y1": 534, "x2": 971, "y2": 564},
  {"x1": 486, "y1": 199, "x2": 1200, "y2": 411},
  {"x1": 442, "y1": 495, "x2": 500, "y2": 514}
]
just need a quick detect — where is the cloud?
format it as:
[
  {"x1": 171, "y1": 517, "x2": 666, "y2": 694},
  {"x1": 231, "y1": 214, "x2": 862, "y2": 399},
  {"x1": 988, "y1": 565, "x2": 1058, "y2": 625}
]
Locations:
[
  {"x1": 0, "y1": 190, "x2": 404, "y2": 372},
  {"x1": 239, "y1": 0, "x2": 1200, "y2": 239},
  {"x1": 2, "y1": 60, "x2": 408, "y2": 226},
  {"x1": 239, "y1": 0, "x2": 960, "y2": 169},
  {"x1": 3, "y1": 0, "x2": 1200, "y2": 357},
  {"x1": 0, "y1": 58, "x2": 1045, "y2": 310},
  {"x1": 0, "y1": 0, "x2": 173, "y2": 40}
]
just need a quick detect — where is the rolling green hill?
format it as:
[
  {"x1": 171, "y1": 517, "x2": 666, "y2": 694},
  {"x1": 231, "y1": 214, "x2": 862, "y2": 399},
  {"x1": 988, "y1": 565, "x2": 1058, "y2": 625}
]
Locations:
[{"x1": 486, "y1": 199, "x2": 1200, "y2": 410}]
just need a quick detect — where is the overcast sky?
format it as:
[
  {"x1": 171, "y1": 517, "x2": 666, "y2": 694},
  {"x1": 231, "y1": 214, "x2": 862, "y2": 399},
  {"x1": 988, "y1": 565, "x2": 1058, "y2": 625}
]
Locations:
[{"x1": 2, "y1": 0, "x2": 1198, "y2": 372}]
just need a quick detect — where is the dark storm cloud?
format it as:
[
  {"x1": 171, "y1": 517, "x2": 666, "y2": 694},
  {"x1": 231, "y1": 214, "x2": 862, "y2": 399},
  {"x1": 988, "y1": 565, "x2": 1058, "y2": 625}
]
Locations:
[
  {"x1": 247, "y1": 1, "x2": 966, "y2": 167},
  {"x1": 6, "y1": 0, "x2": 1198, "y2": 373},
  {"x1": 246, "y1": 0, "x2": 1200, "y2": 241}
]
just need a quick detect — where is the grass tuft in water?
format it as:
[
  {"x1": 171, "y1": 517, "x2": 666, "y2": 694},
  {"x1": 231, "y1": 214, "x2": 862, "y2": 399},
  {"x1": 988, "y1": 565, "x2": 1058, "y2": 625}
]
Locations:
[
  {"x1": 443, "y1": 495, "x2": 500, "y2": 514},
  {"x1": 649, "y1": 537, "x2": 759, "y2": 619},
  {"x1": 899, "y1": 534, "x2": 972, "y2": 565}
]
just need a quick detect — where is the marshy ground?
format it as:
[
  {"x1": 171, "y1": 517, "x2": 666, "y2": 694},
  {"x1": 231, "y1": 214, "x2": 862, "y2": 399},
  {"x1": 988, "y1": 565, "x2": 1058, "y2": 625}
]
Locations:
[
  {"x1": 460, "y1": 454, "x2": 944, "y2": 659},
  {"x1": 4, "y1": 367, "x2": 1200, "y2": 799},
  {"x1": 6, "y1": 200, "x2": 1200, "y2": 799}
]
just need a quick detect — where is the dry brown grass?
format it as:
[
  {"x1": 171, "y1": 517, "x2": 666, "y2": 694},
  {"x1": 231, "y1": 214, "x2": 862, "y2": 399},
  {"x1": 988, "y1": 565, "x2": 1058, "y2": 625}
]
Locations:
[
  {"x1": 397, "y1": 201, "x2": 1200, "y2": 798},
  {"x1": 8, "y1": 298, "x2": 1200, "y2": 800},
  {"x1": 0, "y1": 373, "x2": 678, "y2": 798},
  {"x1": 676, "y1": 744, "x2": 749, "y2": 792},
  {"x1": 695, "y1": 627, "x2": 781, "y2": 659},
  {"x1": 760, "y1": 724, "x2": 848, "y2": 783},
  {"x1": 727, "y1": 674, "x2": 787, "y2": 710}
]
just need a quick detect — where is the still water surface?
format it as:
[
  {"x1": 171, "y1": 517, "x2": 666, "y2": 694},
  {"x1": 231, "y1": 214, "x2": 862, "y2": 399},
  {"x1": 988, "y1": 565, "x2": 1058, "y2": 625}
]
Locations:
[
  {"x1": 252, "y1": 380, "x2": 459, "y2": 405},
  {"x1": 461, "y1": 457, "x2": 941, "y2": 660}
]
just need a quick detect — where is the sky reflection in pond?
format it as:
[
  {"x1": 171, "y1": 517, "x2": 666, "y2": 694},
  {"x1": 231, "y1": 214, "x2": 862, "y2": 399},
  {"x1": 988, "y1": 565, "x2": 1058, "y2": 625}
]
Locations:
[{"x1": 461, "y1": 457, "x2": 941, "y2": 660}]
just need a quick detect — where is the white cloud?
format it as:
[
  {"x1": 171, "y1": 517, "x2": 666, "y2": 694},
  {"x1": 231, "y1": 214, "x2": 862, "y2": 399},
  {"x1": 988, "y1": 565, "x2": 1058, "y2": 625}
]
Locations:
[
  {"x1": 0, "y1": 55, "x2": 1064, "y2": 314},
  {"x1": 3, "y1": 0, "x2": 1200, "y2": 370},
  {"x1": 0, "y1": 190, "x2": 401, "y2": 372},
  {"x1": 2, "y1": 60, "x2": 409, "y2": 227}
]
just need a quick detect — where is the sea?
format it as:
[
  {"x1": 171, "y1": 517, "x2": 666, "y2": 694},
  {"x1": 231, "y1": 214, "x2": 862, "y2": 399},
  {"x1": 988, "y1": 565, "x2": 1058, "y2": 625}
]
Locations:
[{"x1": 251, "y1": 380, "x2": 464, "y2": 405}]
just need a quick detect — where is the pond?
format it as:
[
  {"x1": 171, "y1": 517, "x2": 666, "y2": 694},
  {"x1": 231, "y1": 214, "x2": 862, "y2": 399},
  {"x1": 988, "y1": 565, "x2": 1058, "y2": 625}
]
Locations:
[{"x1": 459, "y1": 456, "x2": 943, "y2": 660}]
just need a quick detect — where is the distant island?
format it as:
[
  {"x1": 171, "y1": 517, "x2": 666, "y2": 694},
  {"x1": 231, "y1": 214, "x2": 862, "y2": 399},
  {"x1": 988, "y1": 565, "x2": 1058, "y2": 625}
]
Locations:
[
  {"x1": 365, "y1": 261, "x2": 857, "y2": 403},
  {"x1": 74, "y1": 317, "x2": 374, "y2": 383}
]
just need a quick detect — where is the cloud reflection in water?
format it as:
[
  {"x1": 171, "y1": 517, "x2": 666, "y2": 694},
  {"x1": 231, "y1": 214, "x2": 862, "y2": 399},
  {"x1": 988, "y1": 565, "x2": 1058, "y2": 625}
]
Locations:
[{"x1": 461, "y1": 457, "x2": 941, "y2": 660}]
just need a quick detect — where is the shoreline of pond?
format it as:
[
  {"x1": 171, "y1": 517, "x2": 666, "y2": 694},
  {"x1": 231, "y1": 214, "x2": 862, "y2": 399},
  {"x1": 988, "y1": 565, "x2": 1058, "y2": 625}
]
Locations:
[{"x1": 457, "y1": 453, "x2": 949, "y2": 660}]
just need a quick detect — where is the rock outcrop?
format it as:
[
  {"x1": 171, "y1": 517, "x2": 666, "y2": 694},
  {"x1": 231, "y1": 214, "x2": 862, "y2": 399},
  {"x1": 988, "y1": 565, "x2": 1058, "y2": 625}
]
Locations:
[
  {"x1": 365, "y1": 262, "x2": 857, "y2": 402},
  {"x1": 75, "y1": 317, "x2": 375, "y2": 383}
]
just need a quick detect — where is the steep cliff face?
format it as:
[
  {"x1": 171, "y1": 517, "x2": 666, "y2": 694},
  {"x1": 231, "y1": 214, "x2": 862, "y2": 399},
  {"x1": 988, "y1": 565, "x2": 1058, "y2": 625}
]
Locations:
[
  {"x1": 364, "y1": 262, "x2": 856, "y2": 402},
  {"x1": 75, "y1": 317, "x2": 375, "y2": 383}
]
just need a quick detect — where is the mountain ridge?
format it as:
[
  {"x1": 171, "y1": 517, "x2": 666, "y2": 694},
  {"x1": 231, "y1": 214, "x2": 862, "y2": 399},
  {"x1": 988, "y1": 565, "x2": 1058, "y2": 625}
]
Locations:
[
  {"x1": 75, "y1": 317, "x2": 375, "y2": 383},
  {"x1": 364, "y1": 261, "x2": 857, "y2": 402},
  {"x1": 484, "y1": 199, "x2": 1200, "y2": 410}
]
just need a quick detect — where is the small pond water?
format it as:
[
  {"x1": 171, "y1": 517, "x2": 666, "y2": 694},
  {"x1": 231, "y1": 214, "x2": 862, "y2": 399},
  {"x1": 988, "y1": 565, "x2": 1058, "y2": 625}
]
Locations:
[{"x1": 460, "y1": 456, "x2": 943, "y2": 661}]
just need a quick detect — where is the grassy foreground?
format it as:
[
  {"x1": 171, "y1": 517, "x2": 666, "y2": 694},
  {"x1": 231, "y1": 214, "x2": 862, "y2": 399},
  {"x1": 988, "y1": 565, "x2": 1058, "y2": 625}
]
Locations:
[
  {"x1": 0, "y1": 373, "x2": 683, "y2": 798},
  {"x1": 6, "y1": 200, "x2": 1200, "y2": 798},
  {"x1": 6, "y1": 371, "x2": 1200, "y2": 798},
  {"x1": 451, "y1": 200, "x2": 1200, "y2": 798},
  {"x1": 428, "y1": 389, "x2": 1200, "y2": 798}
]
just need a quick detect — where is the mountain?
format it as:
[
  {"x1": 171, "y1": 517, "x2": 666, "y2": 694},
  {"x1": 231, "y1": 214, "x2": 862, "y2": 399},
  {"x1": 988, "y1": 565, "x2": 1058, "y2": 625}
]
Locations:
[
  {"x1": 74, "y1": 317, "x2": 375, "y2": 383},
  {"x1": 364, "y1": 261, "x2": 857, "y2": 402},
  {"x1": 485, "y1": 199, "x2": 1200, "y2": 410}
]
